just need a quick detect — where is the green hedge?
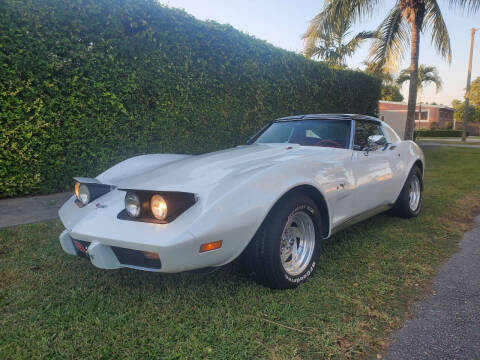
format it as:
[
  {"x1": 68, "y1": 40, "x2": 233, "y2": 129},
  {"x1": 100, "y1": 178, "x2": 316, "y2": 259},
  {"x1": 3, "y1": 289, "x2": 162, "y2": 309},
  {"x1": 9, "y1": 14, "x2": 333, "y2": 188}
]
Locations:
[
  {"x1": 415, "y1": 130, "x2": 464, "y2": 138},
  {"x1": 0, "y1": 0, "x2": 381, "y2": 197}
]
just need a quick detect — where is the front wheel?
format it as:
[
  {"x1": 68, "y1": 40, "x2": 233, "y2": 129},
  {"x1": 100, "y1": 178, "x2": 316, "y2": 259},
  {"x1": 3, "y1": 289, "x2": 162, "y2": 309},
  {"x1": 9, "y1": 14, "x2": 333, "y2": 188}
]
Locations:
[
  {"x1": 393, "y1": 166, "x2": 423, "y2": 218},
  {"x1": 242, "y1": 194, "x2": 323, "y2": 289}
]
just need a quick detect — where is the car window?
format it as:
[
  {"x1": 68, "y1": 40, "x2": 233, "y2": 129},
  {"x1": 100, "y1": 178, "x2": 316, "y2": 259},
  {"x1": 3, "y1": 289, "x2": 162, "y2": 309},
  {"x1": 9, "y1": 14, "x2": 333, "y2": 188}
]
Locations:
[
  {"x1": 353, "y1": 121, "x2": 383, "y2": 151},
  {"x1": 382, "y1": 124, "x2": 400, "y2": 143},
  {"x1": 253, "y1": 120, "x2": 351, "y2": 149}
]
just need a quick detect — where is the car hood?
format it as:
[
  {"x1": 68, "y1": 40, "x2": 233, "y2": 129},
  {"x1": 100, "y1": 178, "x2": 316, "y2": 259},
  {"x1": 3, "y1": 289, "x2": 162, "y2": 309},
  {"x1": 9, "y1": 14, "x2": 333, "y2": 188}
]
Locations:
[{"x1": 109, "y1": 143, "x2": 341, "y2": 193}]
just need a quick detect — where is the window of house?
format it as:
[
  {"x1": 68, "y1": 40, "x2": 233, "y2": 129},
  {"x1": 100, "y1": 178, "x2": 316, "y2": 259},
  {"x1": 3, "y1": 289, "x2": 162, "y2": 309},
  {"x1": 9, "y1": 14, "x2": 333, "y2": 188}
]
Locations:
[{"x1": 415, "y1": 111, "x2": 428, "y2": 121}]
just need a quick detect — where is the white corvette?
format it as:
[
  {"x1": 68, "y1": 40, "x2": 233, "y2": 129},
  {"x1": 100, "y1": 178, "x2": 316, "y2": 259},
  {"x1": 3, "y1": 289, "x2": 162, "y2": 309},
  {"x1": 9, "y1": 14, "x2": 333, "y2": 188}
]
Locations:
[{"x1": 59, "y1": 114, "x2": 424, "y2": 289}]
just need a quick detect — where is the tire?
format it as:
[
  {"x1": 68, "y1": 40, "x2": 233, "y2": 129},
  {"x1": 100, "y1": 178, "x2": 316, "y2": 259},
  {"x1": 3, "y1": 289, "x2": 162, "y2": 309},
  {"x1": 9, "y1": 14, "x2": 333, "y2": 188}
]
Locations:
[
  {"x1": 242, "y1": 194, "x2": 323, "y2": 289},
  {"x1": 393, "y1": 166, "x2": 423, "y2": 218}
]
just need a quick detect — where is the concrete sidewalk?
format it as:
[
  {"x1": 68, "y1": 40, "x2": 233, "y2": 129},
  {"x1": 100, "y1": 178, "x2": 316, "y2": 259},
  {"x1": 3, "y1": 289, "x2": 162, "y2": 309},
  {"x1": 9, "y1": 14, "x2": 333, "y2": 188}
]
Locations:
[
  {"x1": 417, "y1": 141, "x2": 480, "y2": 149},
  {"x1": 385, "y1": 215, "x2": 480, "y2": 359},
  {"x1": 0, "y1": 192, "x2": 71, "y2": 228},
  {"x1": 417, "y1": 137, "x2": 480, "y2": 143}
]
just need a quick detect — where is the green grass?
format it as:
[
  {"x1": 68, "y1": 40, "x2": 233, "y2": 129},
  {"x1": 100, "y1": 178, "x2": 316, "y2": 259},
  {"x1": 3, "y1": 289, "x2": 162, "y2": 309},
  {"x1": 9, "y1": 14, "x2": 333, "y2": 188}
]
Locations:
[{"x1": 1, "y1": 147, "x2": 480, "y2": 359}]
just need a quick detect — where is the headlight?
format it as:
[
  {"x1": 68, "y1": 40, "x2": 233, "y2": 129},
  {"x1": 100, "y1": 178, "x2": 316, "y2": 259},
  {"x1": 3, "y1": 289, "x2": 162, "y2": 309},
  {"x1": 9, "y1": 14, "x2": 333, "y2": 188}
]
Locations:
[
  {"x1": 125, "y1": 192, "x2": 141, "y2": 218},
  {"x1": 75, "y1": 182, "x2": 90, "y2": 205},
  {"x1": 74, "y1": 178, "x2": 113, "y2": 207},
  {"x1": 118, "y1": 190, "x2": 197, "y2": 223},
  {"x1": 151, "y1": 194, "x2": 167, "y2": 220}
]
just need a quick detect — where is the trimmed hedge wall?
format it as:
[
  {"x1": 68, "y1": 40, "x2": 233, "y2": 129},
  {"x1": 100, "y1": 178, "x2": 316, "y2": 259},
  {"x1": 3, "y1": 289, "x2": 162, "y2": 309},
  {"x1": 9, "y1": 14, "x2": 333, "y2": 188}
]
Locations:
[
  {"x1": 0, "y1": 0, "x2": 380, "y2": 197},
  {"x1": 415, "y1": 130, "x2": 464, "y2": 138}
]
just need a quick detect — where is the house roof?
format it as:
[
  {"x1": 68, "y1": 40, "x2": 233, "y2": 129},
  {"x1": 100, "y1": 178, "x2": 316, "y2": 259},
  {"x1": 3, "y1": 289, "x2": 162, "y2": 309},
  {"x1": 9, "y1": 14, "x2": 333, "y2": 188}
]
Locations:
[{"x1": 379, "y1": 100, "x2": 454, "y2": 111}]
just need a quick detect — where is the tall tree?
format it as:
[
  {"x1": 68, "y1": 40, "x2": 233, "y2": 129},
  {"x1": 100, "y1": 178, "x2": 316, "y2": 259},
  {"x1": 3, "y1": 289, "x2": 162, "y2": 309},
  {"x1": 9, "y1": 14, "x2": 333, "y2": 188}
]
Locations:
[
  {"x1": 381, "y1": 85, "x2": 405, "y2": 101},
  {"x1": 364, "y1": 61, "x2": 404, "y2": 101},
  {"x1": 396, "y1": 65, "x2": 443, "y2": 96},
  {"x1": 364, "y1": 60, "x2": 394, "y2": 85},
  {"x1": 305, "y1": 0, "x2": 480, "y2": 139},
  {"x1": 303, "y1": 19, "x2": 375, "y2": 66},
  {"x1": 470, "y1": 76, "x2": 480, "y2": 106}
]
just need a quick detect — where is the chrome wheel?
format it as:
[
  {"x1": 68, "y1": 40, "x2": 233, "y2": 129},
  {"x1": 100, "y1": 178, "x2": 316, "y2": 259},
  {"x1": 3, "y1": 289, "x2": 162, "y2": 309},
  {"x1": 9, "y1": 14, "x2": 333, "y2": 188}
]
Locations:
[
  {"x1": 409, "y1": 174, "x2": 421, "y2": 211},
  {"x1": 280, "y1": 211, "x2": 315, "y2": 276}
]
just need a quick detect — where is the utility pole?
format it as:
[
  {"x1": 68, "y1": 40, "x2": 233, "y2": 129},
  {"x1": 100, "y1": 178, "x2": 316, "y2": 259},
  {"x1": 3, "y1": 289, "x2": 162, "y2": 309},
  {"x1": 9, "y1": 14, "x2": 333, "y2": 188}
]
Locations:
[{"x1": 463, "y1": 28, "x2": 478, "y2": 142}]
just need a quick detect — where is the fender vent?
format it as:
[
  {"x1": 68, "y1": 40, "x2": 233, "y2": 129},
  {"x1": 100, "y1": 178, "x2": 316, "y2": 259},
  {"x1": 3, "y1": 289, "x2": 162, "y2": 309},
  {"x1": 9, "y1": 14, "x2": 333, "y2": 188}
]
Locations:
[{"x1": 111, "y1": 246, "x2": 162, "y2": 269}]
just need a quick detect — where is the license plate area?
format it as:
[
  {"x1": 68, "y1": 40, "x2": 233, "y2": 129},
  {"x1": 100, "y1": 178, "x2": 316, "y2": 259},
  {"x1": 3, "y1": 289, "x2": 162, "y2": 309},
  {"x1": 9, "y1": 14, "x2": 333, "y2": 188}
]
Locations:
[{"x1": 72, "y1": 239, "x2": 91, "y2": 259}]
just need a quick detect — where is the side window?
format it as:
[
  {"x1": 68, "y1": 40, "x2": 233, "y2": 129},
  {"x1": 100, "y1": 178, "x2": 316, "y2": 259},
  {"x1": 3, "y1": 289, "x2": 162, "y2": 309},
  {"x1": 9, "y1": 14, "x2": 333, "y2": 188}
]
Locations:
[
  {"x1": 382, "y1": 125, "x2": 400, "y2": 143},
  {"x1": 354, "y1": 121, "x2": 383, "y2": 151}
]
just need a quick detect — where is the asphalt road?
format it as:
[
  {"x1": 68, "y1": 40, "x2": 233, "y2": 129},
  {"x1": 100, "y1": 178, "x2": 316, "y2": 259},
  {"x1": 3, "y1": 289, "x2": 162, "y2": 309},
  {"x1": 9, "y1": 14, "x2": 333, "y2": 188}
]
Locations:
[{"x1": 384, "y1": 215, "x2": 480, "y2": 359}]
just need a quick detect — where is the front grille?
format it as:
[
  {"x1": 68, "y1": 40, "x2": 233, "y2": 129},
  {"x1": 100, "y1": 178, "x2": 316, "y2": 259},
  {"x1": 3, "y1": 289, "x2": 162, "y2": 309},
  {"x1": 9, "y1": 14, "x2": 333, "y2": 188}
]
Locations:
[{"x1": 111, "y1": 246, "x2": 162, "y2": 269}]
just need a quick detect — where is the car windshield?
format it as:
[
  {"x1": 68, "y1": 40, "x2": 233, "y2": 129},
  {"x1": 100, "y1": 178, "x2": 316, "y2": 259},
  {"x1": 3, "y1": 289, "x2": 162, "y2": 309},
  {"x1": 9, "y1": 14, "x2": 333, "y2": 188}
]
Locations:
[{"x1": 252, "y1": 120, "x2": 351, "y2": 149}]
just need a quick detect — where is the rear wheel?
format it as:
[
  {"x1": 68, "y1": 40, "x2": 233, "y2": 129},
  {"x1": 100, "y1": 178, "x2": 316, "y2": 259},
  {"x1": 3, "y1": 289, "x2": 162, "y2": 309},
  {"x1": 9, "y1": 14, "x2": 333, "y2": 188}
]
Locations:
[
  {"x1": 242, "y1": 194, "x2": 323, "y2": 289},
  {"x1": 393, "y1": 166, "x2": 423, "y2": 218}
]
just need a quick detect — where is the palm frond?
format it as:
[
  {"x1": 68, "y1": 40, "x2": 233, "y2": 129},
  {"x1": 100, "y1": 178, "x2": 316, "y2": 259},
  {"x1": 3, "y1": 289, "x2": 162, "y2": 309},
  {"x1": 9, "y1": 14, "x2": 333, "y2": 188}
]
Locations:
[
  {"x1": 418, "y1": 65, "x2": 443, "y2": 91},
  {"x1": 395, "y1": 69, "x2": 411, "y2": 86},
  {"x1": 424, "y1": 0, "x2": 452, "y2": 62},
  {"x1": 422, "y1": 74, "x2": 443, "y2": 91},
  {"x1": 396, "y1": 65, "x2": 443, "y2": 92},
  {"x1": 303, "y1": 0, "x2": 384, "y2": 43},
  {"x1": 447, "y1": 0, "x2": 480, "y2": 12},
  {"x1": 368, "y1": 3, "x2": 410, "y2": 72},
  {"x1": 344, "y1": 31, "x2": 377, "y2": 55}
]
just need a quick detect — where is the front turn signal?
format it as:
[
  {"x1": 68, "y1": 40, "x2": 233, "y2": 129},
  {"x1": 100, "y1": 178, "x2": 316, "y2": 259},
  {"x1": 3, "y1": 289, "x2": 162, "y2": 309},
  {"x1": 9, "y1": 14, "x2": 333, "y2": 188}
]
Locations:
[
  {"x1": 199, "y1": 240, "x2": 223, "y2": 253},
  {"x1": 143, "y1": 251, "x2": 160, "y2": 260}
]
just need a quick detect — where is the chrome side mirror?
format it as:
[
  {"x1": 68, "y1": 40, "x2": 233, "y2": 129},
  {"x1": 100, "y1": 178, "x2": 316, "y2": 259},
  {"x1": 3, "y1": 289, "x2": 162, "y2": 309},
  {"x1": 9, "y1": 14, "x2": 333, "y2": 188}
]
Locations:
[{"x1": 365, "y1": 135, "x2": 387, "y2": 152}]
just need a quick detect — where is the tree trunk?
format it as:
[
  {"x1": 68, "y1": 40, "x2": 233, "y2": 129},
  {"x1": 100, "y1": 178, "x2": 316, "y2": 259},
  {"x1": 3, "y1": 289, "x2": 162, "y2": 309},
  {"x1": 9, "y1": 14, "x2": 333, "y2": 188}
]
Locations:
[{"x1": 404, "y1": 22, "x2": 421, "y2": 140}]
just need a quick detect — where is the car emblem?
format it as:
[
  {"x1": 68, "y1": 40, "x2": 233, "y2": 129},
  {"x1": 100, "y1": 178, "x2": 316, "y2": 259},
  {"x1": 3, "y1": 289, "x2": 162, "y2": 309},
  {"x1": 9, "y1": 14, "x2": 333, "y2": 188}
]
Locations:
[{"x1": 95, "y1": 203, "x2": 107, "y2": 208}]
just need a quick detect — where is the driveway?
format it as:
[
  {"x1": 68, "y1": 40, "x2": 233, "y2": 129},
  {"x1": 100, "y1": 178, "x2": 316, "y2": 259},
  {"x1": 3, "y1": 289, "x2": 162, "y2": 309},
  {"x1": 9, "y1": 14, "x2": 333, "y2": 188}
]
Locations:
[
  {"x1": 0, "y1": 192, "x2": 71, "y2": 228},
  {"x1": 384, "y1": 215, "x2": 480, "y2": 359}
]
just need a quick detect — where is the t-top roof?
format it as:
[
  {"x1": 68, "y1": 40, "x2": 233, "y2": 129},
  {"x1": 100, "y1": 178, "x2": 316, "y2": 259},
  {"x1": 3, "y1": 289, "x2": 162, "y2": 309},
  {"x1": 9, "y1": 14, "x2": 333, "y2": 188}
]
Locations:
[{"x1": 275, "y1": 114, "x2": 380, "y2": 122}]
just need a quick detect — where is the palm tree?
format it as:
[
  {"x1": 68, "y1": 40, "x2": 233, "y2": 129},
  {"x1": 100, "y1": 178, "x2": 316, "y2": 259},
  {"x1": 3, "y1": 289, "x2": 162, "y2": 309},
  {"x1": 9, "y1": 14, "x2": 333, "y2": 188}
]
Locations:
[
  {"x1": 303, "y1": 19, "x2": 375, "y2": 66},
  {"x1": 306, "y1": 0, "x2": 480, "y2": 139},
  {"x1": 364, "y1": 60, "x2": 394, "y2": 85},
  {"x1": 396, "y1": 65, "x2": 443, "y2": 94}
]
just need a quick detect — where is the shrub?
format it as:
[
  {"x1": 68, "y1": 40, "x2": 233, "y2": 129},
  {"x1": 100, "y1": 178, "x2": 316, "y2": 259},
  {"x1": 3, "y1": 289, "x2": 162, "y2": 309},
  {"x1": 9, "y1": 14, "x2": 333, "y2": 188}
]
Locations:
[
  {"x1": 0, "y1": 0, "x2": 381, "y2": 197},
  {"x1": 415, "y1": 129, "x2": 463, "y2": 138}
]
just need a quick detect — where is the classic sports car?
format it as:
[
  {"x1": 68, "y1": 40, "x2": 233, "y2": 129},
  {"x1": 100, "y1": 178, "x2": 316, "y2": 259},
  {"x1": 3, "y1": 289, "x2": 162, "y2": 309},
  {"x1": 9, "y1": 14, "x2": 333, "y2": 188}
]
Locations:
[{"x1": 58, "y1": 114, "x2": 424, "y2": 289}]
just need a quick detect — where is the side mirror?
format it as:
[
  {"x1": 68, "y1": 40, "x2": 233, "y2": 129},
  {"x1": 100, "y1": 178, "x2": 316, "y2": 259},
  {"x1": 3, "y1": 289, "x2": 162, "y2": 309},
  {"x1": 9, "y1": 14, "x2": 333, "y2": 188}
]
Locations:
[
  {"x1": 365, "y1": 135, "x2": 387, "y2": 152},
  {"x1": 368, "y1": 134, "x2": 386, "y2": 145}
]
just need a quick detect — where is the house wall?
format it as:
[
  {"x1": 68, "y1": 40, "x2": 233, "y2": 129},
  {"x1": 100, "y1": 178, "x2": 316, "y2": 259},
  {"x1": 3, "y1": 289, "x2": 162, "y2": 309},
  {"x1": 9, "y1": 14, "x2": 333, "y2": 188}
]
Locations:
[
  {"x1": 379, "y1": 110, "x2": 407, "y2": 139},
  {"x1": 378, "y1": 101, "x2": 454, "y2": 130}
]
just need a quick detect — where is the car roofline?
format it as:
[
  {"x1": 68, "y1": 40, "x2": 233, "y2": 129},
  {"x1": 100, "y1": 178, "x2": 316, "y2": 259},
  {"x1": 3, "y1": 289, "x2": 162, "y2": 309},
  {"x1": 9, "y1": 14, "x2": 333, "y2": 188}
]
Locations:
[{"x1": 274, "y1": 114, "x2": 381, "y2": 123}]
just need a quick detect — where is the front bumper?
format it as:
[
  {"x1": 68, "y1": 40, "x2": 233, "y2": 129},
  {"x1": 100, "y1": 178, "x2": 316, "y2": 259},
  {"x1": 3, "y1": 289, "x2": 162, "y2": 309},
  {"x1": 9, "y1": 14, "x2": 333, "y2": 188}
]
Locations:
[
  {"x1": 60, "y1": 230, "x2": 163, "y2": 271},
  {"x1": 57, "y1": 191, "x2": 248, "y2": 273}
]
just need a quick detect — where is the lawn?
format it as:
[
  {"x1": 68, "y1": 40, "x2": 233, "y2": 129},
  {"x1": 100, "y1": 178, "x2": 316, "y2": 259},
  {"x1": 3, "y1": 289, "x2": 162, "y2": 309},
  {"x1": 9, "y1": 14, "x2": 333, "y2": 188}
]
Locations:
[{"x1": 1, "y1": 147, "x2": 480, "y2": 359}]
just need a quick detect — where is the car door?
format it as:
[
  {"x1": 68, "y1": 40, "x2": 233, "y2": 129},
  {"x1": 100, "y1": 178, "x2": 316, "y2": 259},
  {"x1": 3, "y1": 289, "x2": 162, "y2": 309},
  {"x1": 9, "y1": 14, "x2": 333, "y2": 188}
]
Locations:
[{"x1": 351, "y1": 120, "x2": 395, "y2": 215}]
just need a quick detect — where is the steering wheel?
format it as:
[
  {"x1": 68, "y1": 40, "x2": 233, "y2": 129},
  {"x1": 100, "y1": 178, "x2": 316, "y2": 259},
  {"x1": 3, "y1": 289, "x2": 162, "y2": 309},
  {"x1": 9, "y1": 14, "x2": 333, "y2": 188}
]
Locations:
[{"x1": 313, "y1": 139, "x2": 343, "y2": 148}]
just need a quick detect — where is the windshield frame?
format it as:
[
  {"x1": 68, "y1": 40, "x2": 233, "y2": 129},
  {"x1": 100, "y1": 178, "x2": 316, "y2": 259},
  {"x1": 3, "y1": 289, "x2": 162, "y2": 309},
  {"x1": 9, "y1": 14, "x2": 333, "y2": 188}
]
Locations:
[{"x1": 247, "y1": 119, "x2": 354, "y2": 150}]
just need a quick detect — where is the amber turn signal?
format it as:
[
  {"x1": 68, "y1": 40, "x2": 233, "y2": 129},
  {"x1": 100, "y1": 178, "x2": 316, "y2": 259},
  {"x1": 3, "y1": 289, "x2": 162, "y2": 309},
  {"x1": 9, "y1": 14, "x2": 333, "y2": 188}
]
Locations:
[
  {"x1": 199, "y1": 240, "x2": 223, "y2": 253},
  {"x1": 143, "y1": 251, "x2": 160, "y2": 260}
]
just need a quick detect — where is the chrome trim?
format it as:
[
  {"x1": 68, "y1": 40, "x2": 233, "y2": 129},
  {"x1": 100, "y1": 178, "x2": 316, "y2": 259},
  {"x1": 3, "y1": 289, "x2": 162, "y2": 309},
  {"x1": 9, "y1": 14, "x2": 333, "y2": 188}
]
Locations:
[
  {"x1": 348, "y1": 119, "x2": 355, "y2": 150},
  {"x1": 74, "y1": 177, "x2": 102, "y2": 184},
  {"x1": 280, "y1": 211, "x2": 316, "y2": 276},
  {"x1": 409, "y1": 174, "x2": 421, "y2": 211}
]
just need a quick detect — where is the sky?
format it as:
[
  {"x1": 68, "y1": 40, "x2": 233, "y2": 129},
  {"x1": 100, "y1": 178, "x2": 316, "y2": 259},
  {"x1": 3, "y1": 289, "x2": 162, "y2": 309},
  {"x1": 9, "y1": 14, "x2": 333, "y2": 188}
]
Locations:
[{"x1": 161, "y1": 0, "x2": 480, "y2": 107}]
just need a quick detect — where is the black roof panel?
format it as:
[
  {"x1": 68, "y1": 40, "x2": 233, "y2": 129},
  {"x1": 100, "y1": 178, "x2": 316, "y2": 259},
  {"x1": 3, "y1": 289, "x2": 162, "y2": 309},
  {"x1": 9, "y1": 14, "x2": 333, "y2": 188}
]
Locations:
[{"x1": 275, "y1": 114, "x2": 380, "y2": 123}]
